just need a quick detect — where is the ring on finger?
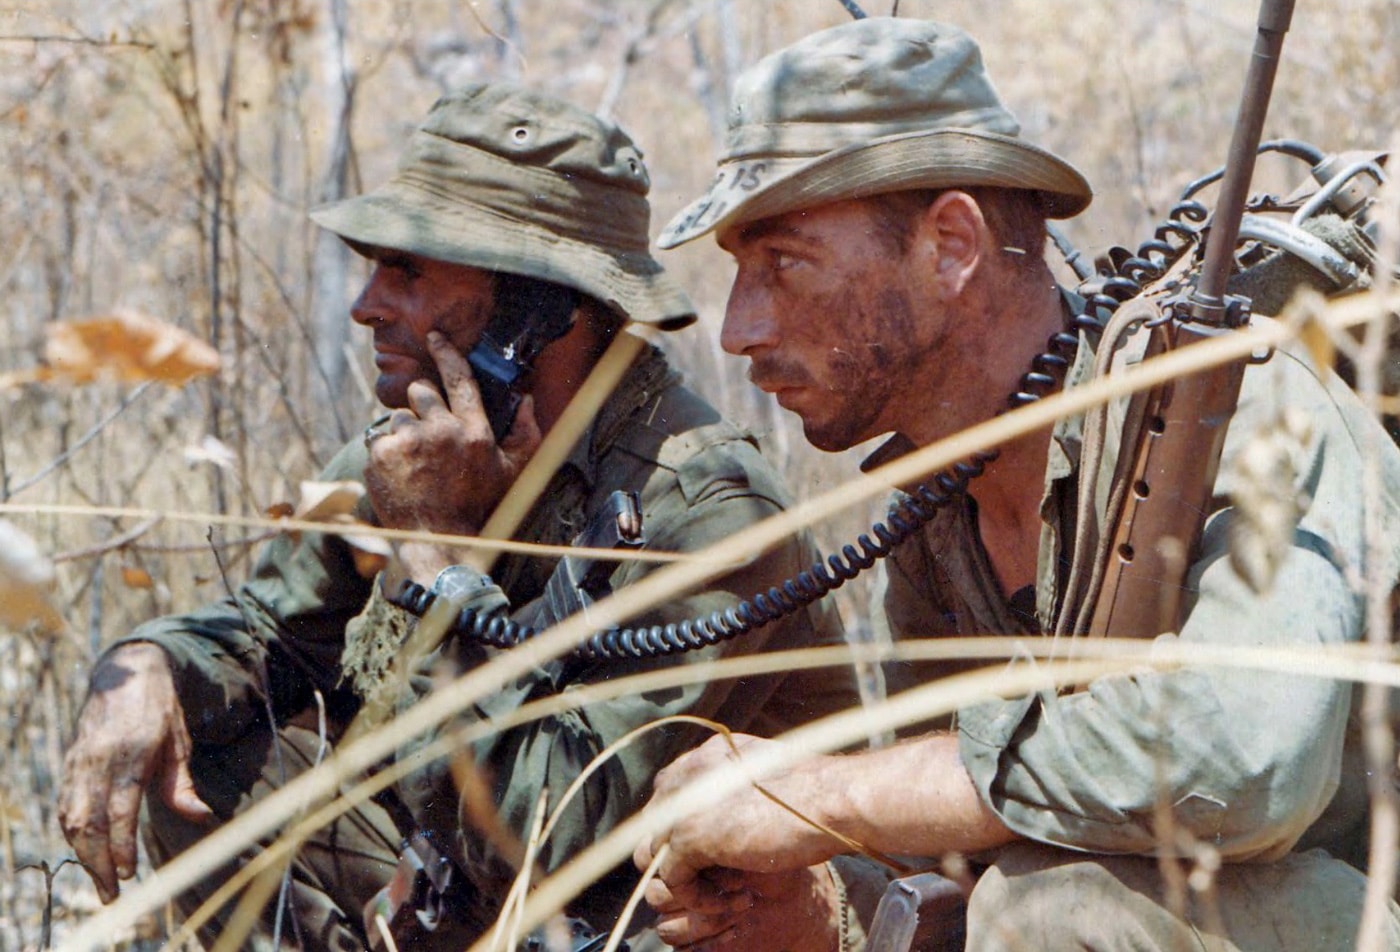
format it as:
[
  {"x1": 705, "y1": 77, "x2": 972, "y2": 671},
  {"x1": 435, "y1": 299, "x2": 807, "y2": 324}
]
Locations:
[{"x1": 363, "y1": 423, "x2": 388, "y2": 448}]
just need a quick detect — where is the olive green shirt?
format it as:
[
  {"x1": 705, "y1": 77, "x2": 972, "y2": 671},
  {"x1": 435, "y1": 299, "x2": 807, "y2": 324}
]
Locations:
[
  {"x1": 880, "y1": 320, "x2": 1400, "y2": 866},
  {"x1": 122, "y1": 346, "x2": 855, "y2": 930}
]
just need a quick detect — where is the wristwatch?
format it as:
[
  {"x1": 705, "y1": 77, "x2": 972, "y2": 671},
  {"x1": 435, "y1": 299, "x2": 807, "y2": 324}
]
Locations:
[{"x1": 429, "y1": 564, "x2": 494, "y2": 604}]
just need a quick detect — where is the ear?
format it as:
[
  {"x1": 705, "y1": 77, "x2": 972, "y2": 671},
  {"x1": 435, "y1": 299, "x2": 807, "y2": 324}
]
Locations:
[{"x1": 911, "y1": 190, "x2": 988, "y2": 299}]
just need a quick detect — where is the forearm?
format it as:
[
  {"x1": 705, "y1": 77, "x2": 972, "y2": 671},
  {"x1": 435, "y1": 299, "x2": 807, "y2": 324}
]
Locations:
[
  {"x1": 810, "y1": 733, "x2": 1017, "y2": 861},
  {"x1": 650, "y1": 730, "x2": 1016, "y2": 890}
]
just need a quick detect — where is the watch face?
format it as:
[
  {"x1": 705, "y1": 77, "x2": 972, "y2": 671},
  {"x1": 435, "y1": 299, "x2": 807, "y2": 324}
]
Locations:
[{"x1": 432, "y1": 565, "x2": 490, "y2": 603}]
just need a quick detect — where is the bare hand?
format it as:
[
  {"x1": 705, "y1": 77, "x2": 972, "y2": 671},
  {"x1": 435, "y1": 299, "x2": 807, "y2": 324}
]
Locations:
[
  {"x1": 643, "y1": 864, "x2": 839, "y2": 951},
  {"x1": 58, "y1": 643, "x2": 212, "y2": 902},
  {"x1": 640, "y1": 734, "x2": 843, "y2": 890},
  {"x1": 364, "y1": 331, "x2": 541, "y2": 574}
]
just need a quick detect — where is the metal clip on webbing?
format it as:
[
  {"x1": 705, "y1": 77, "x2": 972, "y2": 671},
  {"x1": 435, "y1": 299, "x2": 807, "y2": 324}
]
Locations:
[{"x1": 543, "y1": 489, "x2": 645, "y2": 622}]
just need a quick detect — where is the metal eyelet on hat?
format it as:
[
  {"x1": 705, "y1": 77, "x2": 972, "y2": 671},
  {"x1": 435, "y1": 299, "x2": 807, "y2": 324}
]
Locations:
[{"x1": 511, "y1": 125, "x2": 530, "y2": 143}]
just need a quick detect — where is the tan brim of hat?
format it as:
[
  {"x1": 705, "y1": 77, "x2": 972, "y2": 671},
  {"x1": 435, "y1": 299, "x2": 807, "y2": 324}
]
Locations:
[
  {"x1": 660, "y1": 128, "x2": 1092, "y2": 249},
  {"x1": 311, "y1": 180, "x2": 696, "y2": 329}
]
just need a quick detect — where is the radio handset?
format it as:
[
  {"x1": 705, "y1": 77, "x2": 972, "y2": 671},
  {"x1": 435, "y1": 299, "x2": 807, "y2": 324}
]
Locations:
[{"x1": 466, "y1": 274, "x2": 579, "y2": 442}]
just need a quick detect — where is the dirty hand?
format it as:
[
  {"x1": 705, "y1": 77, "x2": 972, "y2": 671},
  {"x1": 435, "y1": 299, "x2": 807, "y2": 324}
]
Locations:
[
  {"x1": 642, "y1": 863, "x2": 840, "y2": 951},
  {"x1": 58, "y1": 642, "x2": 212, "y2": 902},
  {"x1": 637, "y1": 733, "x2": 844, "y2": 890},
  {"x1": 364, "y1": 330, "x2": 542, "y2": 578}
]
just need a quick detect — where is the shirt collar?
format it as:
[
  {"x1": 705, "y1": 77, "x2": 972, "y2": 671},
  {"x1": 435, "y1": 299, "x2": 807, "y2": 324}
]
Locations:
[{"x1": 556, "y1": 343, "x2": 676, "y2": 494}]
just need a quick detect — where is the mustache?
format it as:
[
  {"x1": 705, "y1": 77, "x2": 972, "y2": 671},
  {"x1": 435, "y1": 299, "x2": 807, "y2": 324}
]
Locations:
[
  {"x1": 372, "y1": 329, "x2": 426, "y2": 356},
  {"x1": 747, "y1": 355, "x2": 817, "y2": 391}
]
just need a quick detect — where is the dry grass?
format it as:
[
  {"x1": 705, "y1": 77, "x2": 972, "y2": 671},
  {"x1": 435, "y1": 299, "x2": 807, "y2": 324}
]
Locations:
[{"x1": 2, "y1": 0, "x2": 1398, "y2": 947}]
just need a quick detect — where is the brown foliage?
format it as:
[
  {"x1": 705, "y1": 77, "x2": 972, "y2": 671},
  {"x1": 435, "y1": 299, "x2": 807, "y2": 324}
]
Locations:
[{"x1": 43, "y1": 310, "x2": 221, "y2": 387}]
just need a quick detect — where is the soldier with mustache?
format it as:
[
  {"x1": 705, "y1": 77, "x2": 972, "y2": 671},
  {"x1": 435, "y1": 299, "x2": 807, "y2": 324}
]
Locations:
[{"x1": 58, "y1": 83, "x2": 854, "y2": 951}]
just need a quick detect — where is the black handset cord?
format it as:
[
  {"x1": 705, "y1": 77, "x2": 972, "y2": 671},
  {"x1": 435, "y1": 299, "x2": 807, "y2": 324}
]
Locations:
[{"x1": 388, "y1": 195, "x2": 1219, "y2": 661}]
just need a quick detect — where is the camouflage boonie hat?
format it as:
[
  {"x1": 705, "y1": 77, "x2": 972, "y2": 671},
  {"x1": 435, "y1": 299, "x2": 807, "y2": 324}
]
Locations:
[
  {"x1": 312, "y1": 83, "x2": 695, "y2": 329},
  {"x1": 660, "y1": 18, "x2": 1092, "y2": 248}
]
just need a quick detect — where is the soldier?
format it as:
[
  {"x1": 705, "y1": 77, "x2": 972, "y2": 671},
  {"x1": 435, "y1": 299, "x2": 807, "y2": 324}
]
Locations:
[
  {"x1": 58, "y1": 83, "x2": 853, "y2": 950},
  {"x1": 636, "y1": 17, "x2": 1400, "y2": 951}
]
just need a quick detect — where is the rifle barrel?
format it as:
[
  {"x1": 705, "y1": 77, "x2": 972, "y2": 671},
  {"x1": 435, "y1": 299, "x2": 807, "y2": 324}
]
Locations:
[{"x1": 1191, "y1": 0, "x2": 1297, "y2": 322}]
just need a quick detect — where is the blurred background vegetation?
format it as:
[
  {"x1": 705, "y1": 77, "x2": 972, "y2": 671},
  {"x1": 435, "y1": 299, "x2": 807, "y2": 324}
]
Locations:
[{"x1": 1, "y1": 0, "x2": 1396, "y2": 946}]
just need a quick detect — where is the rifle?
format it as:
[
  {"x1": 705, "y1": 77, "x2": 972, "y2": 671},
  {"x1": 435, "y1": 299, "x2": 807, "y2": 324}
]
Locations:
[
  {"x1": 1079, "y1": 0, "x2": 1296, "y2": 639},
  {"x1": 1071, "y1": 0, "x2": 1388, "y2": 640}
]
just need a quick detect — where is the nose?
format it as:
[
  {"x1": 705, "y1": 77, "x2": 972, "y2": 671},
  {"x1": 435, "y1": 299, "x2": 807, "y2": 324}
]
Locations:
[
  {"x1": 719, "y1": 272, "x2": 780, "y2": 356},
  {"x1": 350, "y1": 267, "x2": 389, "y2": 327}
]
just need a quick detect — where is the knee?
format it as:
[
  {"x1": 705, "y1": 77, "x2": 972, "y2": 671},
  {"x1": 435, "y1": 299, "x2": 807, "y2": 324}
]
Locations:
[
  {"x1": 965, "y1": 842, "x2": 1400, "y2": 952},
  {"x1": 964, "y1": 842, "x2": 1151, "y2": 952}
]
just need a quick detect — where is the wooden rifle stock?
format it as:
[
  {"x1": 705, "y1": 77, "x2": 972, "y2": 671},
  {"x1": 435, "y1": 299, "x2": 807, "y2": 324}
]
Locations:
[
  {"x1": 1087, "y1": 323, "x2": 1247, "y2": 637},
  {"x1": 1085, "y1": 0, "x2": 1294, "y2": 639}
]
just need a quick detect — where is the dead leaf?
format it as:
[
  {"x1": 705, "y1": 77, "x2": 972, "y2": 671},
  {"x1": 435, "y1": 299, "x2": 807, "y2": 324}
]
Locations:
[
  {"x1": 0, "y1": 519, "x2": 62, "y2": 632},
  {"x1": 44, "y1": 309, "x2": 220, "y2": 387},
  {"x1": 341, "y1": 529, "x2": 391, "y2": 555},
  {"x1": 184, "y1": 434, "x2": 237, "y2": 471},
  {"x1": 0, "y1": 367, "x2": 52, "y2": 391},
  {"x1": 347, "y1": 539, "x2": 392, "y2": 578},
  {"x1": 121, "y1": 565, "x2": 155, "y2": 590},
  {"x1": 293, "y1": 482, "x2": 391, "y2": 577},
  {"x1": 265, "y1": 502, "x2": 295, "y2": 519},
  {"x1": 295, "y1": 481, "x2": 366, "y2": 521}
]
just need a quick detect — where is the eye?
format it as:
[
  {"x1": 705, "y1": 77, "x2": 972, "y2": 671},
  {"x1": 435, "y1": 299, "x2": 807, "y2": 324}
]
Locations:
[
  {"x1": 382, "y1": 254, "x2": 421, "y2": 281},
  {"x1": 770, "y1": 250, "x2": 799, "y2": 272}
]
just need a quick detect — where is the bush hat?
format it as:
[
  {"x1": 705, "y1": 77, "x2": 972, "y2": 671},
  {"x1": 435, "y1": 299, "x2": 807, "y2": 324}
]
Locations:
[
  {"x1": 312, "y1": 83, "x2": 695, "y2": 329},
  {"x1": 659, "y1": 17, "x2": 1092, "y2": 249}
]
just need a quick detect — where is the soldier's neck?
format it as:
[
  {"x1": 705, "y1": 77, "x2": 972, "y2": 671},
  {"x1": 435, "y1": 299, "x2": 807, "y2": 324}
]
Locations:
[{"x1": 971, "y1": 427, "x2": 1053, "y2": 598}]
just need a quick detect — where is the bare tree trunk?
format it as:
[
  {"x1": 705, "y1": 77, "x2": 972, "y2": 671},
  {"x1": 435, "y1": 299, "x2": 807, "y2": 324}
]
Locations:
[
  {"x1": 310, "y1": 0, "x2": 357, "y2": 446},
  {"x1": 495, "y1": 0, "x2": 522, "y2": 80},
  {"x1": 717, "y1": 0, "x2": 742, "y2": 84},
  {"x1": 204, "y1": 0, "x2": 245, "y2": 515}
]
